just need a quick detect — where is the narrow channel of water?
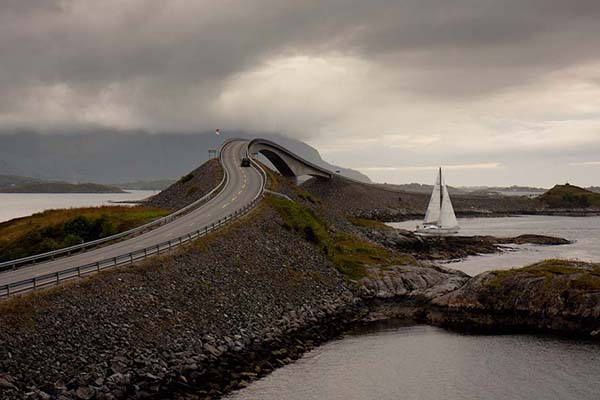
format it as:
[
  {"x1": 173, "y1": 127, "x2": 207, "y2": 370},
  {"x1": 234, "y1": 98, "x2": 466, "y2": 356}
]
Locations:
[{"x1": 227, "y1": 323, "x2": 600, "y2": 400}]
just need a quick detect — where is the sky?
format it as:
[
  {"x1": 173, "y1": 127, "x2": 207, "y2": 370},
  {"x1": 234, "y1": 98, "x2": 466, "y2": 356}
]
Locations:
[{"x1": 1, "y1": 0, "x2": 600, "y2": 187}]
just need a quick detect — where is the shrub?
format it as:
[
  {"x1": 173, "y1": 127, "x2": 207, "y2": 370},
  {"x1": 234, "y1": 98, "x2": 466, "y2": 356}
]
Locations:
[{"x1": 180, "y1": 173, "x2": 194, "y2": 183}]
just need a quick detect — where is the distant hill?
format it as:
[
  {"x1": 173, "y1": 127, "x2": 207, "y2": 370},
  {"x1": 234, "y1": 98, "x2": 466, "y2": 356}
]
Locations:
[
  {"x1": 0, "y1": 131, "x2": 370, "y2": 184},
  {"x1": 378, "y1": 183, "x2": 546, "y2": 197},
  {"x1": 537, "y1": 184, "x2": 600, "y2": 209},
  {"x1": 0, "y1": 174, "x2": 124, "y2": 193},
  {"x1": 114, "y1": 180, "x2": 175, "y2": 190}
]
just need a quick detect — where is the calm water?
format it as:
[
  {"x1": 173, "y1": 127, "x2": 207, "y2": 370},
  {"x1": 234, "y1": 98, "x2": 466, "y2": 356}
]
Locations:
[
  {"x1": 389, "y1": 215, "x2": 600, "y2": 276},
  {"x1": 228, "y1": 324, "x2": 600, "y2": 400},
  {"x1": 228, "y1": 216, "x2": 600, "y2": 400},
  {"x1": 0, "y1": 190, "x2": 156, "y2": 223}
]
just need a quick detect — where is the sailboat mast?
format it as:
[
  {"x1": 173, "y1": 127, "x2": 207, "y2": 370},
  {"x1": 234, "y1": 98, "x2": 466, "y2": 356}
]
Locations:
[{"x1": 439, "y1": 167, "x2": 443, "y2": 210}]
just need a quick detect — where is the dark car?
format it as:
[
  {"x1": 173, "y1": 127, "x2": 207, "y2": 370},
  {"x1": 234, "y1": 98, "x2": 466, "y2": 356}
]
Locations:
[{"x1": 240, "y1": 157, "x2": 251, "y2": 167}]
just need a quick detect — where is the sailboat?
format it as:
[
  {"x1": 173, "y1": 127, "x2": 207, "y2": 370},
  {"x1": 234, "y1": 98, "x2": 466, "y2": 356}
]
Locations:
[{"x1": 415, "y1": 167, "x2": 459, "y2": 235}]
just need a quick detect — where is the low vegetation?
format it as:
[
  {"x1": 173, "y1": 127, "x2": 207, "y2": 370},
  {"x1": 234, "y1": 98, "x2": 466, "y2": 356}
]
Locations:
[
  {"x1": 179, "y1": 173, "x2": 194, "y2": 184},
  {"x1": 267, "y1": 196, "x2": 414, "y2": 280},
  {"x1": 346, "y1": 216, "x2": 393, "y2": 230},
  {"x1": 0, "y1": 206, "x2": 169, "y2": 262},
  {"x1": 538, "y1": 184, "x2": 600, "y2": 208},
  {"x1": 487, "y1": 259, "x2": 600, "y2": 290}
]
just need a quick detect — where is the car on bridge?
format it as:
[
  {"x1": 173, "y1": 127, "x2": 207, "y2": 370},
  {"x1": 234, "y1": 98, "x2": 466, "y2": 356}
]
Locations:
[{"x1": 240, "y1": 157, "x2": 251, "y2": 167}]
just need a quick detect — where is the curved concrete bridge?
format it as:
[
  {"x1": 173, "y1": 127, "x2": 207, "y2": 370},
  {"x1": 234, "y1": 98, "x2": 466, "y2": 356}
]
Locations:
[
  {"x1": 248, "y1": 138, "x2": 332, "y2": 179},
  {"x1": 0, "y1": 137, "x2": 340, "y2": 298}
]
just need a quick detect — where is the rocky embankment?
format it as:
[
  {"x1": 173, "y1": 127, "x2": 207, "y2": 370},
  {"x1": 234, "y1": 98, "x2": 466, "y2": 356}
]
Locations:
[
  {"x1": 0, "y1": 204, "x2": 358, "y2": 399},
  {"x1": 145, "y1": 159, "x2": 223, "y2": 210}
]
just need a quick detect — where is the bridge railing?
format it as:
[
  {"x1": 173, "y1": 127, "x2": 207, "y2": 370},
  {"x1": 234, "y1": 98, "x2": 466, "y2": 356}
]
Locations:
[
  {"x1": 0, "y1": 197, "x2": 261, "y2": 299},
  {"x1": 0, "y1": 141, "x2": 267, "y2": 300},
  {"x1": 0, "y1": 142, "x2": 233, "y2": 273}
]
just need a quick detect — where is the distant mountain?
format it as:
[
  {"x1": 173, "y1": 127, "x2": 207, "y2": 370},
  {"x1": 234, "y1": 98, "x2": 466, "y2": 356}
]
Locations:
[
  {"x1": 0, "y1": 174, "x2": 124, "y2": 193},
  {"x1": 0, "y1": 131, "x2": 370, "y2": 184}
]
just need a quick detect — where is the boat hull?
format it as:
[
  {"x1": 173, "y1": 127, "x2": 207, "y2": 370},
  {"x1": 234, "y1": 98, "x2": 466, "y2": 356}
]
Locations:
[{"x1": 415, "y1": 225, "x2": 460, "y2": 236}]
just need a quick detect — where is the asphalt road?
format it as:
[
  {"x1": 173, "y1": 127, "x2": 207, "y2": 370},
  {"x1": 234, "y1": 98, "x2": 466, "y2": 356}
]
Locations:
[{"x1": 0, "y1": 139, "x2": 263, "y2": 288}]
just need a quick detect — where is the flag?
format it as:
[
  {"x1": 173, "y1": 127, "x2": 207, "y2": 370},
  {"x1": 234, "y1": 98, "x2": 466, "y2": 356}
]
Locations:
[{"x1": 215, "y1": 128, "x2": 221, "y2": 135}]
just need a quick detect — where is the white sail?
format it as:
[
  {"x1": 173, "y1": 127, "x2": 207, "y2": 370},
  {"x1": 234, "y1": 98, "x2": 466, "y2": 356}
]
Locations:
[
  {"x1": 439, "y1": 183, "x2": 458, "y2": 228},
  {"x1": 423, "y1": 170, "x2": 441, "y2": 225}
]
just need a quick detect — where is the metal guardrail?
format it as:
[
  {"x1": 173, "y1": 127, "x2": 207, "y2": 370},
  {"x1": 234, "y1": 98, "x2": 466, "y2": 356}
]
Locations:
[
  {"x1": 0, "y1": 198, "x2": 262, "y2": 299},
  {"x1": 0, "y1": 141, "x2": 268, "y2": 299},
  {"x1": 0, "y1": 141, "x2": 234, "y2": 273}
]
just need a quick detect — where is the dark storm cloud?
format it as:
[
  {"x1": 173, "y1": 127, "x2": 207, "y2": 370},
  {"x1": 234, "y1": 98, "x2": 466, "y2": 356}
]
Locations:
[
  {"x1": 1, "y1": 1, "x2": 600, "y2": 187},
  {"x1": 2, "y1": 0, "x2": 600, "y2": 106}
]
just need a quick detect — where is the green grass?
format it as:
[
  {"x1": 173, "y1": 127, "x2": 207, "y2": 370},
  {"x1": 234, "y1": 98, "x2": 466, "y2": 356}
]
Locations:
[
  {"x1": 267, "y1": 196, "x2": 415, "y2": 280},
  {"x1": 488, "y1": 259, "x2": 600, "y2": 291},
  {"x1": 179, "y1": 173, "x2": 194, "y2": 184},
  {"x1": 346, "y1": 216, "x2": 393, "y2": 230},
  {"x1": 186, "y1": 185, "x2": 198, "y2": 196},
  {"x1": 0, "y1": 206, "x2": 169, "y2": 262}
]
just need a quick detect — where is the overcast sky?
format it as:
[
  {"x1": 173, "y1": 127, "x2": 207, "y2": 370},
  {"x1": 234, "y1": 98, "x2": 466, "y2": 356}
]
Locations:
[{"x1": 2, "y1": 0, "x2": 600, "y2": 187}]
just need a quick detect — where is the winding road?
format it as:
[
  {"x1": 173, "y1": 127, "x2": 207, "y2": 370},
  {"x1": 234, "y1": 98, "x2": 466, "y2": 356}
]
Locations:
[{"x1": 0, "y1": 140, "x2": 263, "y2": 293}]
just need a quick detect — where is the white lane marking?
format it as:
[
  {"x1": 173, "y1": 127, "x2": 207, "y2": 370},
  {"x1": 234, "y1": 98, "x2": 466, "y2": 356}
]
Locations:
[{"x1": 165, "y1": 232, "x2": 173, "y2": 237}]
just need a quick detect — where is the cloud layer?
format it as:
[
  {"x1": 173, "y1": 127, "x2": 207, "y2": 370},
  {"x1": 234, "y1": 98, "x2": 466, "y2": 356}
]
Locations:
[{"x1": 1, "y1": 0, "x2": 600, "y2": 186}]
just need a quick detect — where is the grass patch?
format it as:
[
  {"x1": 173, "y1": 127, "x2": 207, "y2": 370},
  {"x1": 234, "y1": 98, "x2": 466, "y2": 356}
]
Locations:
[
  {"x1": 267, "y1": 196, "x2": 414, "y2": 280},
  {"x1": 488, "y1": 259, "x2": 600, "y2": 291},
  {"x1": 346, "y1": 216, "x2": 392, "y2": 230},
  {"x1": 186, "y1": 185, "x2": 198, "y2": 197},
  {"x1": 179, "y1": 173, "x2": 194, "y2": 184},
  {"x1": 267, "y1": 196, "x2": 329, "y2": 246},
  {"x1": 0, "y1": 206, "x2": 169, "y2": 262}
]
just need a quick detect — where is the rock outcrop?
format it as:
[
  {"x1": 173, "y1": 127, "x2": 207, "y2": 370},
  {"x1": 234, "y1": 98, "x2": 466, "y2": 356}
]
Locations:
[
  {"x1": 429, "y1": 260, "x2": 600, "y2": 337},
  {"x1": 364, "y1": 227, "x2": 570, "y2": 261},
  {"x1": 145, "y1": 158, "x2": 223, "y2": 210}
]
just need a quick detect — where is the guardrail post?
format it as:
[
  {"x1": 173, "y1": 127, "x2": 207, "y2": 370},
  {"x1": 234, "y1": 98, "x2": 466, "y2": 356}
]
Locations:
[
  {"x1": 130, "y1": 253, "x2": 133, "y2": 264},
  {"x1": 7, "y1": 285, "x2": 10, "y2": 296},
  {"x1": 144, "y1": 248, "x2": 148, "y2": 257},
  {"x1": 168, "y1": 240, "x2": 172, "y2": 250},
  {"x1": 33, "y1": 277, "x2": 37, "y2": 289},
  {"x1": 96, "y1": 262, "x2": 100, "y2": 272},
  {"x1": 113, "y1": 257, "x2": 117, "y2": 266},
  {"x1": 78, "y1": 267, "x2": 81, "y2": 277},
  {"x1": 156, "y1": 244, "x2": 160, "y2": 254},
  {"x1": 56, "y1": 272, "x2": 60, "y2": 285}
]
